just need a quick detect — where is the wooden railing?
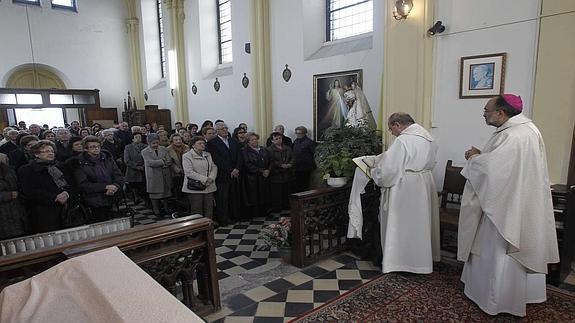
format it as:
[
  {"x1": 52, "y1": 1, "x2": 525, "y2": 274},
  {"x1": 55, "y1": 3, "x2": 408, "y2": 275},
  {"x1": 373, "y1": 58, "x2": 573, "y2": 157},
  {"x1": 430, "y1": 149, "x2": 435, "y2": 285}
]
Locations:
[
  {"x1": 289, "y1": 183, "x2": 381, "y2": 268},
  {"x1": 0, "y1": 216, "x2": 220, "y2": 316}
]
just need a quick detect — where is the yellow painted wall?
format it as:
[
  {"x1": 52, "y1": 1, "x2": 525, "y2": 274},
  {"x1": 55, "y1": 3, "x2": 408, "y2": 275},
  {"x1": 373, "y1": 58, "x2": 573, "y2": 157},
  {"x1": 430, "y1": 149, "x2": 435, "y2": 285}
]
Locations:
[
  {"x1": 381, "y1": 0, "x2": 434, "y2": 148},
  {"x1": 532, "y1": 0, "x2": 575, "y2": 184}
]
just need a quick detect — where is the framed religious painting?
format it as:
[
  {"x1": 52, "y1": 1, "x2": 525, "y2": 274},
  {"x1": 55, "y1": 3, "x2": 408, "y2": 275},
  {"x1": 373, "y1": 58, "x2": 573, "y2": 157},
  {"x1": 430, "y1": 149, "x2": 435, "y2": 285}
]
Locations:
[
  {"x1": 313, "y1": 69, "x2": 362, "y2": 141},
  {"x1": 459, "y1": 53, "x2": 506, "y2": 99}
]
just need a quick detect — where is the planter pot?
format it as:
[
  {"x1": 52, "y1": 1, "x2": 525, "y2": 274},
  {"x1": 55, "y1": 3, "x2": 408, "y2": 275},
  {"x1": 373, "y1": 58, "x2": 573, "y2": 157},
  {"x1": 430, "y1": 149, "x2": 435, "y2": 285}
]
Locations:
[
  {"x1": 278, "y1": 247, "x2": 291, "y2": 264},
  {"x1": 327, "y1": 177, "x2": 348, "y2": 187}
]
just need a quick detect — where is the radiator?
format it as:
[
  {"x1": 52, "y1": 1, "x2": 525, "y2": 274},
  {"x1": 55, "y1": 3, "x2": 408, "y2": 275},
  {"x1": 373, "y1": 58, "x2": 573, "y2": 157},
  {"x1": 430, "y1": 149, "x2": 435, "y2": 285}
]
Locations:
[{"x1": 0, "y1": 217, "x2": 132, "y2": 257}]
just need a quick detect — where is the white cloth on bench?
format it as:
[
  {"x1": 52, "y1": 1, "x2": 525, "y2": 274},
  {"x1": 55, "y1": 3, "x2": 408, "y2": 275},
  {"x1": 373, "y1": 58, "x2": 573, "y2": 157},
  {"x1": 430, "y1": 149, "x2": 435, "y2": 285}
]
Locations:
[{"x1": 0, "y1": 247, "x2": 203, "y2": 323}]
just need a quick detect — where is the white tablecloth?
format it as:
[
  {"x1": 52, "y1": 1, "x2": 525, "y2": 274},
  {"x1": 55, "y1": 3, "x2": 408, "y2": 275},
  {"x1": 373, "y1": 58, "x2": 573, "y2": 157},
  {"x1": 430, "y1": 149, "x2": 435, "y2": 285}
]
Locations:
[{"x1": 0, "y1": 247, "x2": 204, "y2": 323}]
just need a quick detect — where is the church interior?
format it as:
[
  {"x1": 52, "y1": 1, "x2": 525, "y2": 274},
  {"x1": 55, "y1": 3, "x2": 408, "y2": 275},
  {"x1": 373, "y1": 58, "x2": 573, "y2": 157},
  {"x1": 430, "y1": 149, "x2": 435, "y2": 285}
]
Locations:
[{"x1": 0, "y1": 0, "x2": 574, "y2": 322}]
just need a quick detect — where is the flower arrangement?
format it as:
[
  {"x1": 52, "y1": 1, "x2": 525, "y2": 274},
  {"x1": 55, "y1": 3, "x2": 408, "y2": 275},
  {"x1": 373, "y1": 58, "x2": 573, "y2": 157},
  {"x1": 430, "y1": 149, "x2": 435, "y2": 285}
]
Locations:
[{"x1": 258, "y1": 217, "x2": 291, "y2": 249}]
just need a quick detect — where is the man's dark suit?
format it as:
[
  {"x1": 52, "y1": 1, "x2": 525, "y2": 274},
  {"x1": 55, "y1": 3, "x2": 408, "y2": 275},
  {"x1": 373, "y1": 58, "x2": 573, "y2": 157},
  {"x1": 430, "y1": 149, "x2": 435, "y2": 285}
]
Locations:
[{"x1": 206, "y1": 136, "x2": 242, "y2": 223}]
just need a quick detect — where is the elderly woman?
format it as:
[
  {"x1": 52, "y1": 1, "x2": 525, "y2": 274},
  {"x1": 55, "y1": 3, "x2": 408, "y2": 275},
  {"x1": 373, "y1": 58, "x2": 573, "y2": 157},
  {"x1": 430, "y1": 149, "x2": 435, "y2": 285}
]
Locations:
[
  {"x1": 91, "y1": 123, "x2": 102, "y2": 137},
  {"x1": 187, "y1": 123, "x2": 199, "y2": 136},
  {"x1": 74, "y1": 136, "x2": 124, "y2": 223},
  {"x1": 0, "y1": 157, "x2": 27, "y2": 239},
  {"x1": 182, "y1": 136, "x2": 217, "y2": 219},
  {"x1": 62, "y1": 136, "x2": 84, "y2": 186},
  {"x1": 142, "y1": 133, "x2": 173, "y2": 216},
  {"x1": 18, "y1": 140, "x2": 70, "y2": 233},
  {"x1": 9, "y1": 135, "x2": 39, "y2": 171},
  {"x1": 124, "y1": 132, "x2": 148, "y2": 204},
  {"x1": 240, "y1": 133, "x2": 271, "y2": 219},
  {"x1": 167, "y1": 134, "x2": 189, "y2": 200},
  {"x1": 267, "y1": 132, "x2": 295, "y2": 213},
  {"x1": 232, "y1": 127, "x2": 248, "y2": 148},
  {"x1": 157, "y1": 129, "x2": 170, "y2": 147},
  {"x1": 101, "y1": 128, "x2": 124, "y2": 169},
  {"x1": 79, "y1": 128, "x2": 91, "y2": 138},
  {"x1": 42, "y1": 130, "x2": 56, "y2": 142}
]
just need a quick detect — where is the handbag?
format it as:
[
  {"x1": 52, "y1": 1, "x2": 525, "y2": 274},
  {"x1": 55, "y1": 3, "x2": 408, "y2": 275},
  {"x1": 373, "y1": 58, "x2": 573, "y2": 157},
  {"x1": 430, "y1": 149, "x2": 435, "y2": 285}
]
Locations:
[
  {"x1": 187, "y1": 178, "x2": 207, "y2": 190},
  {"x1": 186, "y1": 154, "x2": 209, "y2": 191},
  {"x1": 61, "y1": 194, "x2": 92, "y2": 228}
]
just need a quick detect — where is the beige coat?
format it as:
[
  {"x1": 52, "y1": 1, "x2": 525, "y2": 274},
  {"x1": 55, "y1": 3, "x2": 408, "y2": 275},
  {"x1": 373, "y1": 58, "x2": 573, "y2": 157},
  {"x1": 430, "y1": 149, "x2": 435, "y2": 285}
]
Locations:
[
  {"x1": 167, "y1": 144, "x2": 190, "y2": 177},
  {"x1": 182, "y1": 149, "x2": 217, "y2": 194}
]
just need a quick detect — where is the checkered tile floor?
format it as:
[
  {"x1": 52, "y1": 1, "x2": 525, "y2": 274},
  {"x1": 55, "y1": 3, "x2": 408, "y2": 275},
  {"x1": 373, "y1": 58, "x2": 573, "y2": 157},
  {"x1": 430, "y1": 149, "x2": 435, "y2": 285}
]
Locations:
[
  {"x1": 205, "y1": 254, "x2": 381, "y2": 322},
  {"x1": 127, "y1": 199, "x2": 382, "y2": 322},
  {"x1": 129, "y1": 198, "x2": 575, "y2": 322}
]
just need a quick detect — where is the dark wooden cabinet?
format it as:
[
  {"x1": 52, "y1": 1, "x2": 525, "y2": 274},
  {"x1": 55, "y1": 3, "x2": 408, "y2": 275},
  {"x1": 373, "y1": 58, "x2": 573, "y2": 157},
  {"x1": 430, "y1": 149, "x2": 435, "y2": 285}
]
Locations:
[
  {"x1": 548, "y1": 184, "x2": 575, "y2": 285},
  {"x1": 122, "y1": 106, "x2": 172, "y2": 131},
  {"x1": 85, "y1": 106, "x2": 118, "y2": 126}
]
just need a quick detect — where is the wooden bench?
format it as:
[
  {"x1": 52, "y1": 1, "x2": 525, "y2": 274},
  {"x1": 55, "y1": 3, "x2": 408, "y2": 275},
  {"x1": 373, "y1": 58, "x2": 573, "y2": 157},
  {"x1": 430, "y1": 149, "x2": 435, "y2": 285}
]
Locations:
[
  {"x1": 439, "y1": 160, "x2": 466, "y2": 251},
  {"x1": 0, "y1": 216, "x2": 220, "y2": 316}
]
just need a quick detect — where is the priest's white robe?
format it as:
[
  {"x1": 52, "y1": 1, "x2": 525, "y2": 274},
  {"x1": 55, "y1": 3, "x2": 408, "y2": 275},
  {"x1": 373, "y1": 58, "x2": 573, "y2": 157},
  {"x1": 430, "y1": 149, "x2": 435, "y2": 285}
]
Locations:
[
  {"x1": 458, "y1": 114, "x2": 559, "y2": 317},
  {"x1": 370, "y1": 124, "x2": 440, "y2": 274}
]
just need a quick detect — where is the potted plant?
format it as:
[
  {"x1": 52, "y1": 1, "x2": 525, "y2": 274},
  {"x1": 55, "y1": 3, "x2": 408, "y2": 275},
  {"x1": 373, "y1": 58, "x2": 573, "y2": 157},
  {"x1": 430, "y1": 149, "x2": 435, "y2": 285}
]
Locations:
[{"x1": 315, "y1": 125, "x2": 382, "y2": 187}]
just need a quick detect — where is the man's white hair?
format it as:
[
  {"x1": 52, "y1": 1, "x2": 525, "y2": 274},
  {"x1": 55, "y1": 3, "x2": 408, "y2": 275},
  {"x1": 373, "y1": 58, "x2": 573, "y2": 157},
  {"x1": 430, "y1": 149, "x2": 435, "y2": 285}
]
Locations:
[{"x1": 102, "y1": 128, "x2": 116, "y2": 136}]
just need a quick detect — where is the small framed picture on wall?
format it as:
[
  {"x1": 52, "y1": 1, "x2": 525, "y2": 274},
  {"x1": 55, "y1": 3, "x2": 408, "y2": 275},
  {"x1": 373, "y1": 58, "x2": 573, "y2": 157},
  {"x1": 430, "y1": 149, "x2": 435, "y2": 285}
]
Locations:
[{"x1": 459, "y1": 52, "x2": 506, "y2": 99}]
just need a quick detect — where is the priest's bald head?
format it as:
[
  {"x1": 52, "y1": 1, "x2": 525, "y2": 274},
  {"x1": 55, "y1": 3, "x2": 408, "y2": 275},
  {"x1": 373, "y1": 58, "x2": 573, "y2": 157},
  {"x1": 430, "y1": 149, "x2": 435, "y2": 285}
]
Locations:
[
  {"x1": 483, "y1": 94, "x2": 523, "y2": 127},
  {"x1": 388, "y1": 112, "x2": 415, "y2": 137}
]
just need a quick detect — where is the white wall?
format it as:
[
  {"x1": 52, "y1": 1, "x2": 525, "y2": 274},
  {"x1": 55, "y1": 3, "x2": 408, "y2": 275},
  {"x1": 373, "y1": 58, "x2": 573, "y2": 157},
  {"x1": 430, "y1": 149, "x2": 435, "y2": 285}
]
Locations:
[
  {"x1": 138, "y1": 0, "x2": 172, "y2": 114},
  {"x1": 270, "y1": 0, "x2": 384, "y2": 139},
  {"x1": 0, "y1": 0, "x2": 132, "y2": 111},
  {"x1": 183, "y1": 0, "x2": 254, "y2": 129},
  {"x1": 176, "y1": 0, "x2": 383, "y2": 135},
  {"x1": 431, "y1": 0, "x2": 540, "y2": 187}
]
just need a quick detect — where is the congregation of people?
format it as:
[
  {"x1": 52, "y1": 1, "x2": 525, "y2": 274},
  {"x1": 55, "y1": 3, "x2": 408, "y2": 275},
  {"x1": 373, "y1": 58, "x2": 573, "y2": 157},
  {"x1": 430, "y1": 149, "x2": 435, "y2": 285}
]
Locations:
[
  {"x1": 0, "y1": 92, "x2": 561, "y2": 318},
  {"x1": 0, "y1": 119, "x2": 316, "y2": 240}
]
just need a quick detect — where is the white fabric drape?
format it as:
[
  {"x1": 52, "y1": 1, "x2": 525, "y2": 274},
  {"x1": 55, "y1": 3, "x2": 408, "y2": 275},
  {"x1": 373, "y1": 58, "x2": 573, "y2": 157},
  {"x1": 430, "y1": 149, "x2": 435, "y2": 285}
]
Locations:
[{"x1": 0, "y1": 247, "x2": 203, "y2": 322}]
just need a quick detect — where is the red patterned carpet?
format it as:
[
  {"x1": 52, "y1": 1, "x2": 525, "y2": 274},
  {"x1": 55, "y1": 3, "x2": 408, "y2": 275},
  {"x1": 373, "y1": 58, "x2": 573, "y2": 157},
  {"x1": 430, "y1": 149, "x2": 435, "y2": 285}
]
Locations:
[{"x1": 292, "y1": 262, "x2": 575, "y2": 322}]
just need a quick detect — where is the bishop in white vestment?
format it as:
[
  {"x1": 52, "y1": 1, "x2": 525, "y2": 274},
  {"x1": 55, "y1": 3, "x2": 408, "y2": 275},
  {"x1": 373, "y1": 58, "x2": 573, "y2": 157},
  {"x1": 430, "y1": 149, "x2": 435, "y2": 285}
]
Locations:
[
  {"x1": 370, "y1": 113, "x2": 440, "y2": 274},
  {"x1": 458, "y1": 94, "x2": 559, "y2": 317}
]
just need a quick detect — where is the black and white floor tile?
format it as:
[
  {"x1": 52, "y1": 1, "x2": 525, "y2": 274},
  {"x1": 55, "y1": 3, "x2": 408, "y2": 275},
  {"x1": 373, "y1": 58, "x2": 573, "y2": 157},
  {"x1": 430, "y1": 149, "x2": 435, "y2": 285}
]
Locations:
[
  {"x1": 205, "y1": 254, "x2": 381, "y2": 322},
  {"x1": 127, "y1": 199, "x2": 575, "y2": 322}
]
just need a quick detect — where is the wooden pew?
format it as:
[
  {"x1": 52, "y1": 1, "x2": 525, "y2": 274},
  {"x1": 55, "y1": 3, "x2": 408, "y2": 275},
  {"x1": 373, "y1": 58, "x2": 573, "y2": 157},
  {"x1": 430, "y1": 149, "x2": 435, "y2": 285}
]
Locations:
[
  {"x1": 0, "y1": 216, "x2": 220, "y2": 316},
  {"x1": 439, "y1": 160, "x2": 466, "y2": 251}
]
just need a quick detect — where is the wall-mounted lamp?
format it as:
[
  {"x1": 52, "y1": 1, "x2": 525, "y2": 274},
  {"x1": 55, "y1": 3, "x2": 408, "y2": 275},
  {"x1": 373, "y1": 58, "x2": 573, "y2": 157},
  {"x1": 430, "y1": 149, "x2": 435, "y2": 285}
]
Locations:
[{"x1": 393, "y1": 0, "x2": 413, "y2": 20}]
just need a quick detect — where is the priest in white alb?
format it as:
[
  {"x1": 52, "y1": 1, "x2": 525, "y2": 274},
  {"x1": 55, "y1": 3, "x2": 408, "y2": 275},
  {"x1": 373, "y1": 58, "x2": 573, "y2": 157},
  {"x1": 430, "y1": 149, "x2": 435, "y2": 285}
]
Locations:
[
  {"x1": 458, "y1": 94, "x2": 559, "y2": 317},
  {"x1": 368, "y1": 113, "x2": 440, "y2": 274}
]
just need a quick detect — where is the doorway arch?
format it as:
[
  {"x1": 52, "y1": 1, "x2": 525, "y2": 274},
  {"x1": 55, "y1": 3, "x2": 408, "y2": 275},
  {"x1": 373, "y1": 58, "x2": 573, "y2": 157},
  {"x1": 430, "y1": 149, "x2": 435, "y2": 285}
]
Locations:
[{"x1": 4, "y1": 64, "x2": 67, "y2": 89}]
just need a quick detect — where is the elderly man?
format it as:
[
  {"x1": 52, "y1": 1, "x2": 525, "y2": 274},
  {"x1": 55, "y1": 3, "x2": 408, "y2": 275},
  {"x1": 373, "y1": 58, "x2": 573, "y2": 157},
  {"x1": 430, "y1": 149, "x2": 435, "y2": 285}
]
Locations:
[
  {"x1": 55, "y1": 128, "x2": 73, "y2": 162},
  {"x1": 266, "y1": 124, "x2": 293, "y2": 148},
  {"x1": 114, "y1": 122, "x2": 132, "y2": 148},
  {"x1": 206, "y1": 122, "x2": 241, "y2": 225},
  {"x1": 458, "y1": 94, "x2": 559, "y2": 317},
  {"x1": 370, "y1": 113, "x2": 440, "y2": 274},
  {"x1": 28, "y1": 124, "x2": 43, "y2": 137},
  {"x1": 0, "y1": 129, "x2": 19, "y2": 155},
  {"x1": 69, "y1": 121, "x2": 81, "y2": 136},
  {"x1": 0, "y1": 127, "x2": 14, "y2": 146},
  {"x1": 292, "y1": 126, "x2": 316, "y2": 192}
]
